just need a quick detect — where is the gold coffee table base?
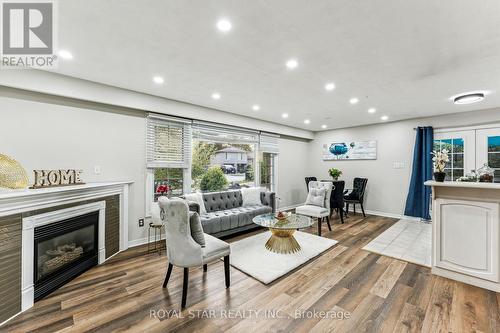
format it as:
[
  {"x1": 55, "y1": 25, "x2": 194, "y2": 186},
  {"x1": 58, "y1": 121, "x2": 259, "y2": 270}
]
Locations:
[{"x1": 265, "y1": 228, "x2": 301, "y2": 254}]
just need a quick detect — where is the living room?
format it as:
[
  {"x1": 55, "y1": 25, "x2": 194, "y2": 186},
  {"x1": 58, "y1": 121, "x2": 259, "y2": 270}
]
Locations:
[{"x1": 1, "y1": 1, "x2": 500, "y2": 332}]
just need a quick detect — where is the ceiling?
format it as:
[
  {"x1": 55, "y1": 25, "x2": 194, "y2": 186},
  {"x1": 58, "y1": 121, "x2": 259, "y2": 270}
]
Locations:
[{"x1": 49, "y1": 0, "x2": 500, "y2": 131}]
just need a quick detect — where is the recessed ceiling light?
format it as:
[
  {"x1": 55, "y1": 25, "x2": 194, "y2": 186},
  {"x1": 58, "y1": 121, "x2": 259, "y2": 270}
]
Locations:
[
  {"x1": 368, "y1": 108, "x2": 376, "y2": 114},
  {"x1": 321, "y1": 124, "x2": 327, "y2": 129},
  {"x1": 381, "y1": 115, "x2": 389, "y2": 121},
  {"x1": 153, "y1": 76, "x2": 164, "y2": 84},
  {"x1": 453, "y1": 92, "x2": 485, "y2": 104},
  {"x1": 252, "y1": 104, "x2": 260, "y2": 111},
  {"x1": 325, "y1": 83, "x2": 335, "y2": 91},
  {"x1": 211, "y1": 92, "x2": 221, "y2": 100},
  {"x1": 216, "y1": 19, "x2": 232, "y2": 32},
  {"x1": 286, "y1": 59, "x2": 298, "y2": 69},
  {"x1": 281, "y1": 113, "x2": 289, "y2": 119},
  {"x1": 304, "y1": 119, "x2": 310, "y2": 124},
  {"x1": 58, "y1": 50, "x2": 73, "y2": 60},
  {"x1": 350, "y1": 98, "x2": 359, "y2": 104}
]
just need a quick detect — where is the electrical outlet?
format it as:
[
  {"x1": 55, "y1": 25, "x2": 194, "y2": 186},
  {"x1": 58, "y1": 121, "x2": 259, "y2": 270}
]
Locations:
[
  {"x1": 94, "y1": 165, "x2": 101, "y2": 175},
  {"x1": 138, "y1": 219, "x2": 144, "y2": 227}
]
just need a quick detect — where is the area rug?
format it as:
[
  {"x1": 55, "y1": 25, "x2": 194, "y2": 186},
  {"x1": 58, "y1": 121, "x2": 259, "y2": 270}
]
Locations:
[
  {"x1": 229, "y1": 231, "x2": 338, "y2": 284},
  {"x1": 362, "y1": 219, "x2": 431, "y2": 267}
]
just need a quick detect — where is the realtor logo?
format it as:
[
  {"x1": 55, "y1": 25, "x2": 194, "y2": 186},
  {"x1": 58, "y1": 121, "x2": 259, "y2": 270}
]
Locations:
[{"x1": 1, "y1": 0, "x2": 57, "y2": 68}]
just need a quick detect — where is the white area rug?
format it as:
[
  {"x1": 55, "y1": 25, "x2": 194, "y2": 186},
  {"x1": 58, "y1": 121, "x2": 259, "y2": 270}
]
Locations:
[
  {"x1": 230, "y1": 231, "x2": 338, "y2": 284},
  {"x1": 363, "y1": 219, "x2": 431, "y2": 267}
]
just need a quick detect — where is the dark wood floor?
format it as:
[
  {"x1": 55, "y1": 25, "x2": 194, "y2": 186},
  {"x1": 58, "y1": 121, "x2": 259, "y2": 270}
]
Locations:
[{"x1": 3, "y1": 213, "x2": 500, "y2": 332}]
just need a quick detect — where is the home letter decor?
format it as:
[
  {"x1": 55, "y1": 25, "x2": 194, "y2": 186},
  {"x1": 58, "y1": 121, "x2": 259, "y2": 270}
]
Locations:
[{"x1": 32, "y1": 169, "x2": 85, "y2": 188}]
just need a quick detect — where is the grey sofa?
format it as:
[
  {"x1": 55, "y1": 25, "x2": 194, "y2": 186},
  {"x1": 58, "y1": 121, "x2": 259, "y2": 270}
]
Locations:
[{"x1": 188, "y1": 189, "x2": 276, "y2": 238}]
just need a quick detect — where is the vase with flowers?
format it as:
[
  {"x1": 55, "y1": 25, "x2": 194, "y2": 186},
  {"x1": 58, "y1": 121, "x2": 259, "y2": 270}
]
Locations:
[
  {"x1": 328, "y1": 168, "x2": 342, "y2": 181},
  {"x1": 432, "y1": 149, "x2": 449, "y2": 182}
]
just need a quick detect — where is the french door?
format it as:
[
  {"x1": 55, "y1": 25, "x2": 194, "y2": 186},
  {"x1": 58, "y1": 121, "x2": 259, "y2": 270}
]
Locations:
[{"x1": 434, "y1": 130, "x2": 475, "y2": 181}]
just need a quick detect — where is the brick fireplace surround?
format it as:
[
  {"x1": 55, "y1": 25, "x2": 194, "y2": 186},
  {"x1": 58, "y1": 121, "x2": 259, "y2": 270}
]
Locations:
[{"x1": 0, "y1": 182, "x2": 132, "y2": 325}]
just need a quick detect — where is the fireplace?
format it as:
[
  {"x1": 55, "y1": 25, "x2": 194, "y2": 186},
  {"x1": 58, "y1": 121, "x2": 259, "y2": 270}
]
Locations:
[{"x1": 33, "y1": 211, "x2": 99, "y2": 301}]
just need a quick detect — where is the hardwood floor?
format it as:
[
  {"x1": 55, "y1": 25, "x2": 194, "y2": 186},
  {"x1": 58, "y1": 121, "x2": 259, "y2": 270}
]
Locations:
[{"x1": 3, "y1": 214, "x2": 500, "y2": 332}]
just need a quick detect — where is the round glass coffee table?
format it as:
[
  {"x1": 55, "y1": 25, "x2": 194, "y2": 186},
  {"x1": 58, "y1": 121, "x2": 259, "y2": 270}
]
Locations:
[{"x1": 252, "y1": 213, "x2": 313, "y2": 254}]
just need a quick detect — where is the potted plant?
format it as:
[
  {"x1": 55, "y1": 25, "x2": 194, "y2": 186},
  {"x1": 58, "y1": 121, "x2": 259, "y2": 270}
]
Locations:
[
  {"x1": 432, "y1": 149, "x2": 449, "y2": 182},
  {"x1": 328, "y1": 168, "x2": 342, "y2": 181}
]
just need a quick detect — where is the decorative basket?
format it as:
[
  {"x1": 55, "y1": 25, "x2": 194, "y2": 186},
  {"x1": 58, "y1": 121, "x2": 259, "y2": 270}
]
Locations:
[
  {"x1": 0, "y1": 154, "x2": 29, "y2": 189},
  {"x1": 274, "y1": 212, "x2": 291, "y2": 220}
]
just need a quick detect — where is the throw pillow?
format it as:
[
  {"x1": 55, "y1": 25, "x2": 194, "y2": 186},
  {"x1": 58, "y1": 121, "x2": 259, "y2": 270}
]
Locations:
[
  {"x1": 189, "y1": 212, "x2": 205, "y2": 247},
  {"x1": 241, "y1": 187, "x2": 262, "y2": 207},
  {"x1": 157, "y1": 196, "x2": 169, "y2": 221},
  {"x1": 184, "y1": 192, "x2": 207, "y2": 214},
  {"x1": 305, "y1": 187, "x2": 326, "y2": 207}
]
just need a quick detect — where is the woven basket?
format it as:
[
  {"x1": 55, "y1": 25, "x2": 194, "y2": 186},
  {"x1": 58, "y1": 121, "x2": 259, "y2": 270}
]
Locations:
[{"x1": 0, "y1": 154, "x2": 29, "y2": 189}]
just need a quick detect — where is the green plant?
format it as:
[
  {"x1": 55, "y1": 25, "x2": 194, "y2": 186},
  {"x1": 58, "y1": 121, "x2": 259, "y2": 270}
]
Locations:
[
  {"x1": 328, "y1": 168, "x2": 342, "y2": 180},
  {"x1": 200, "y1": 166, "x2": 228, "y2": 192}
]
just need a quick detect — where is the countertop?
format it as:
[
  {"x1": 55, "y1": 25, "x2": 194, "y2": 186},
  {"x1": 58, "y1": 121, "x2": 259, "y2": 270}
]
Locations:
[{"x1": 424, "y1": 180, "x2": 500, "y2": 190}]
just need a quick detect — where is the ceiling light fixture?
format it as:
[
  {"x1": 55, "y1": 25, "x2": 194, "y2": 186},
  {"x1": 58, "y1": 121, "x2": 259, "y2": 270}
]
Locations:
[
  {"x1": 153, "y1": 76, "x2": 164, "y2": 84},
  {"x1": 58, "y1": 50, "x2": 73, "y2": 60},
  {"x1": 216, "y1": 19, "x2": 232, "y2": 32},
  {"x1": 321, "y1": 124, "x2": 327, "y2": 129},
  {"x1": 325, "y1": 83, "x2": 335, "y2": 91},
  {"x1": 368, "y1": 108, "x2": 376, "y2": 114},
  {"x1": 252, "y1": 104, "x2": 260, "y2": 111},
  {"x1": 453, "y1": 92, "x2": 485, "y2": 105},
  {"x1": 211, "y1": 92, "x2": 221, "y2": 100},
  {"x1": 286, "y1": 59, "x2": 298, "y2": 69},
  {"x1": 281, "y1": 113, "x2": 289, "y2": 119},
  {"x1": 381, "y1": 115, "x2": 389, "y2": 121},
  {"x1": 350, "y1": 98, "x2": 359, "y2": 104},
  {"x1": 304, "y1": 119, "x2": 310, "y2": 124}
]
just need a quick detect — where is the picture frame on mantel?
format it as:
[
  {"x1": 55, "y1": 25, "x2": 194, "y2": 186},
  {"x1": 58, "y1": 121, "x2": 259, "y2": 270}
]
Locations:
[
  {"x1": 322, "y1": 141, "x2": 377, "y2": 160},
  {"x1": 30, "y1": 169, "x2": 85, "y2": 189}
]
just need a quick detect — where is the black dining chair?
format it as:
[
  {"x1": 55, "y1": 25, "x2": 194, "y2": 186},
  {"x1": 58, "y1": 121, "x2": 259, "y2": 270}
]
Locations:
[
  {"x1": 305, "y1": 177, "x2": 317, "y2": 192},
  {"x1": 344, "y1": 178, "x2": 368, "y2": 217},
  {"x1": 322, "y1": 180, "x2": 346, "y2": 223}
]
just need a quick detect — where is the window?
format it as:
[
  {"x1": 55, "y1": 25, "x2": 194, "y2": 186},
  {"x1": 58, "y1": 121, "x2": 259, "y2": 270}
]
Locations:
[
  {"x1": 433, "y1": 138, "x2": 464, "y2": 181},
  {"x1": 146, "y1": 114, "x2": 191, "y2": 205},
  {"x1": 260, "y1": 152, "x2": 277, "y2": 191},
  {"x1": 488, "y1": 136, "x2": 500, "y2": 182}
]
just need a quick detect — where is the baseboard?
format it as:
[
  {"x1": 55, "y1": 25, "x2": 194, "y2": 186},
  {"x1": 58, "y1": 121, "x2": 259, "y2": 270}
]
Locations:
[
  {"x1": 128, "y1": 237, "x2": 150, "y2": 248},
  {"x1": 358, "y1": 209, "x2": 422, "y2": 221}
]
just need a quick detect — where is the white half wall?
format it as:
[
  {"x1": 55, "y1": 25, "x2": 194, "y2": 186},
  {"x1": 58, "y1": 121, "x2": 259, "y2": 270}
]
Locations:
[{"x1": 308, "y1": 108, "x2": 500, "y2": 217}]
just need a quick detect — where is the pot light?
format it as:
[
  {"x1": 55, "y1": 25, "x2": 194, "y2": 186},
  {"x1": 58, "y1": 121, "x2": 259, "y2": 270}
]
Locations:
[
  {"x1": 216, "y1": 19, "x2": 232, "y2": 32},
  {"x1": 286, "y1": 59, "x2": 298, "y2": 69},
  {"x1": 368, "y1": 108, "x2": 376, "y2": 114},
  {"x1": 381, "y1": 115, "x2": 389, "y2": 121},
  {"x1": 304, "y1": 119, "x2": 310, "y2": 125},
  {"x1": 211, "y1": 92, "x2": 221, "y2": 100},
  {"x1": 453, "y1": 92, "x2": 485, "y2": 104},
  {"x1": 281, "y1": 113, "x2": 289, "y2": 119},
  {"x1": 153, "y1": 76, "x2": 164, "y2": 84},
  {"x1": 252, "y1": 104, "x2": 260, "y2": 111},
  {"x1": 325, "y1": 83, "x2": 335, "y2": 91},
  {"x1": 321, "y1": 124, "x2": 327, "y2": 129},
  {"x1": 58, "y1": 50, "x2": 73, "y2": 60},
  {"x1": 349, "y1": 97, "x2": 359, "y2": 104}
]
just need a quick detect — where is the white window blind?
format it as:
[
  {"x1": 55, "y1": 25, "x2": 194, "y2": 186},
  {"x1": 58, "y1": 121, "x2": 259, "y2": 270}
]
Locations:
[
  {"x1": 259, "y1": 133, "x2": 280, "y2": 154},
  {"x1": 146, "y1": 114, "x2": 192, "y2": 168},
  {"x1": 192, "y1": 121, "x2": 259, "y2": 144}
]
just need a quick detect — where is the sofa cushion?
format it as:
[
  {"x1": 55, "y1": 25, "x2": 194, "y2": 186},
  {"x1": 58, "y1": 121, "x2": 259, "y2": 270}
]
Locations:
[
  {"x1": 296, "y1": 205, "x2": 329, "y2": 218},
  {"x1": 203, "y1": 190, "x2": 242, "y2": 212},
  {"x1": 184, "y1": 192, "x2": 207, "y2": 214}
]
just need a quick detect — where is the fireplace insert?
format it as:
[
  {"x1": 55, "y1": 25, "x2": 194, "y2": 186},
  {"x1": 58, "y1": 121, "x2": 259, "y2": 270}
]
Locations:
[{"x1": 34, "y1": 211, "x2": 99, "y2": 301}]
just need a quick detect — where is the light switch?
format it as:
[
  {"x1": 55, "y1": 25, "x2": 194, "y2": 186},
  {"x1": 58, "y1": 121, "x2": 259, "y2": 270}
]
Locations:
[
  {"x1": 393, "y1": 162, "x2": 406, "y2": 169},
  {"x1": 94, "y1": 165, "x2": 101, "y2": 174}
]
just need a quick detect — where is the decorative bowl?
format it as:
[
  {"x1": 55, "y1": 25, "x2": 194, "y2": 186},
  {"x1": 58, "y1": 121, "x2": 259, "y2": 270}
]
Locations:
[{"x1": 274, "y1": 212, "x2": 291, "y2": 220}]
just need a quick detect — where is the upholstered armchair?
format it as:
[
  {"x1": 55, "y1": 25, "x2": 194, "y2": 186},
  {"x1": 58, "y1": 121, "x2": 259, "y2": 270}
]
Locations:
[
  {"x1": 295, "y1": 181, "x2": 333, "y2": 236},
  {"x1": 158, "y1": 197, "x2": 231, "y2": 308}
]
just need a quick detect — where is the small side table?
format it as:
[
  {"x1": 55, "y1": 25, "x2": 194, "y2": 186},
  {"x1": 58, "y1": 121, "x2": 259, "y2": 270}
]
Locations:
[{"x1": 148, "y1": 222, "x2": 165, "y2": 254}]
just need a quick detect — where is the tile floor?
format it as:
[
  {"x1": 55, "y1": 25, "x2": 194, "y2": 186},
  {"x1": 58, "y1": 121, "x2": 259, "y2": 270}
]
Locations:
[{"x1": 362, "y1": 219, "x2": 431, "y2": 267}]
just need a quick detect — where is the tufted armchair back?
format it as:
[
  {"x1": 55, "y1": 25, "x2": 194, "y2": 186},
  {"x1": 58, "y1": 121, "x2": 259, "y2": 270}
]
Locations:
[
  {"x1": 159, "y1": 198, "x2": 203, "y2": 267},
  {"x1": 308, "y1": 181, "x2": 333, "y2": 211}
]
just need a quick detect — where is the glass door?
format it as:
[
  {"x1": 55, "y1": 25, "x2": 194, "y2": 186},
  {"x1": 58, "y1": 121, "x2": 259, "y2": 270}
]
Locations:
[
  {"x1": 434, "y1": 130, "x2": 475, "y2": 181},
  {"x1": 476, "y1": 128, "x2": 500, "y2": 182}
]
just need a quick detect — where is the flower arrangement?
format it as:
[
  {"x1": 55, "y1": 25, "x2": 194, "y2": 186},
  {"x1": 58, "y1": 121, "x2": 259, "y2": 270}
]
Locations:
[
  {"x1": 431, "y1": 149, "x2": 449, "y2": 172},
  {"x1": 328, "y1": 168, "x2": 342, "y2": 180}
]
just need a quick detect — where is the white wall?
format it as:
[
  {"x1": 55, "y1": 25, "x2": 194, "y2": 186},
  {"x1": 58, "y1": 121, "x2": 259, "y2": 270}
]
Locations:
[
  {"x1": 0, "y1": 89, "x2": 312, "y2": 244},
  {"x1": 309, "y1": 108, "x2": 500, "y2": 217}
]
